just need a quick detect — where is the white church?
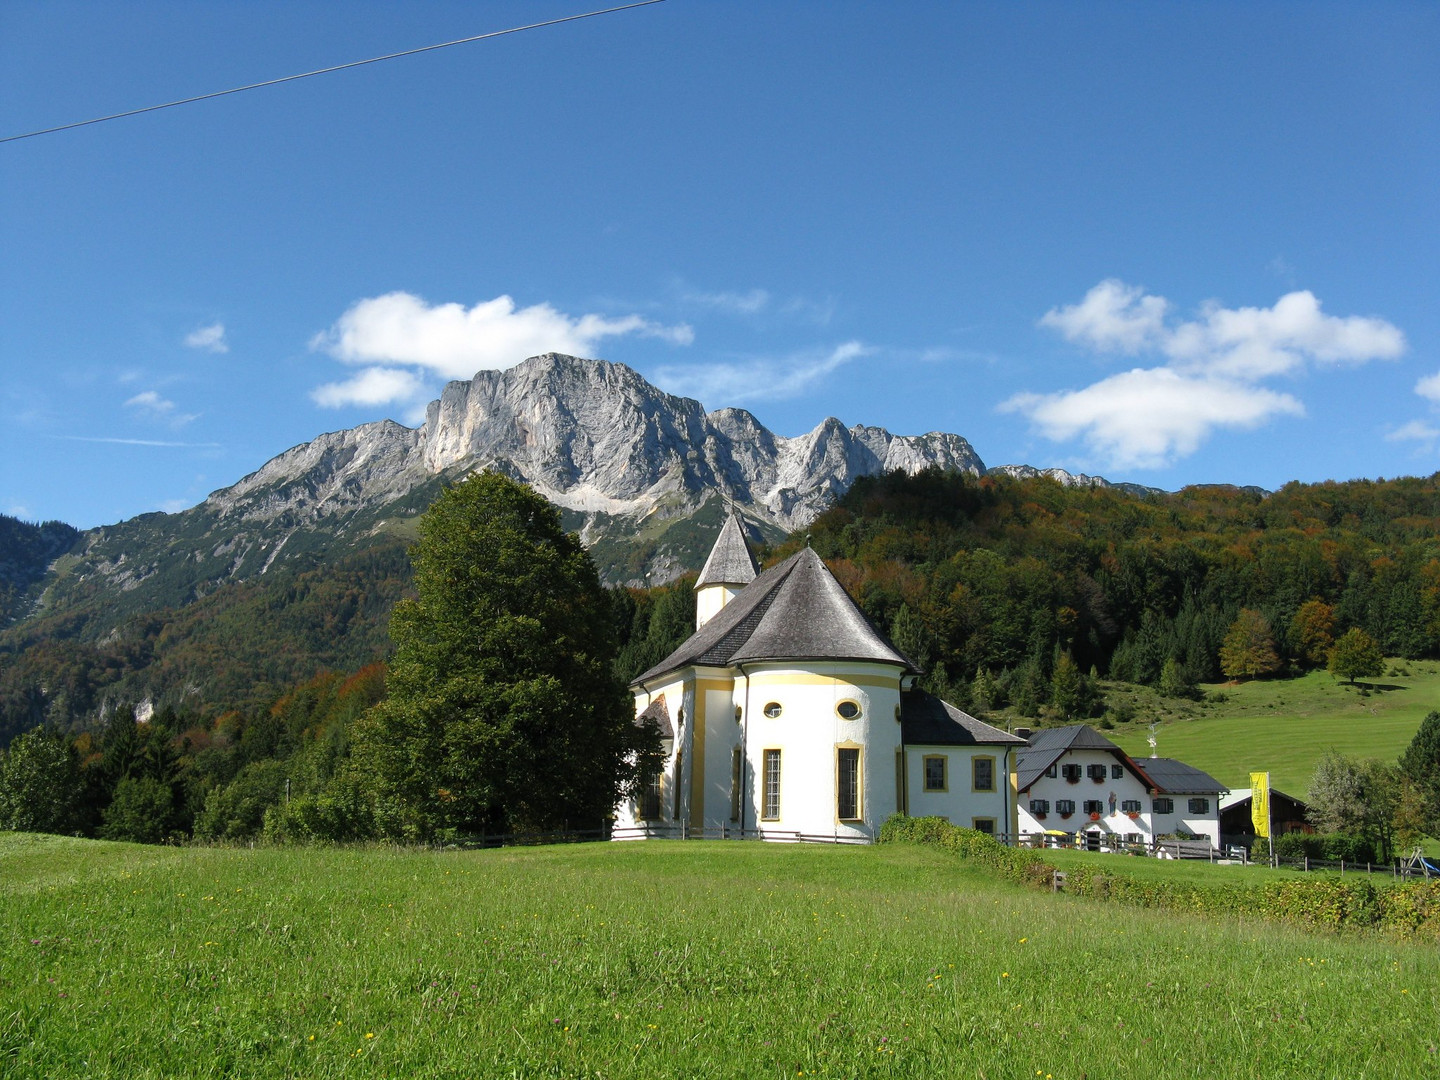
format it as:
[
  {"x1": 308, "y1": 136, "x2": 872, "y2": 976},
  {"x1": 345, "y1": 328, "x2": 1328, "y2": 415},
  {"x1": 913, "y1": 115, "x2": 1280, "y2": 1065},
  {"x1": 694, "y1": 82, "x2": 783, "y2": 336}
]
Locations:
[{"x1": 614, "y1": 514, "x2": 1024, "y2": 841}]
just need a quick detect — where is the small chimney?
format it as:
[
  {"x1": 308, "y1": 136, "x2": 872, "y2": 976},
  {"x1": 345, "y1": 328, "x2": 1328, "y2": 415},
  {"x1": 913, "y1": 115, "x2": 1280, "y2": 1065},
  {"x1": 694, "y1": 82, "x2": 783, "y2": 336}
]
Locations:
[{"x1": 1014, "y1": 726, "x2": 1033, "y2": 742}]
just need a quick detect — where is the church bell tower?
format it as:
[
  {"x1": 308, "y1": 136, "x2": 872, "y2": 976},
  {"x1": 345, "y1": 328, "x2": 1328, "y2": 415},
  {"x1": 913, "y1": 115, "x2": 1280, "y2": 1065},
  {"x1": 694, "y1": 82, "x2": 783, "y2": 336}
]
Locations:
[{"x1": 693, "y1": 511, "x2": 758, "y2": 629}]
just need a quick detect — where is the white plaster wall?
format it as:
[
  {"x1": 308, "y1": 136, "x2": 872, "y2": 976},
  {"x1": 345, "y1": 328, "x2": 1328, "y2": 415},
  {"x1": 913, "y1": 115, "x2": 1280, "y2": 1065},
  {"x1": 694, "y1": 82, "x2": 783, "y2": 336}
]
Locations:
[
  {"x1": 904, "y1": 747, "x2": 1014, "y2": 833},
  {"x1": 740, "y1": 662, "x2": 904, "y2": 840},
  {"x1": 695, "y1": 583, "x2": 741, "y2": 629},
  {"x1": 1173, "y1": 797, "x2": 1222, "y2": 847},
  {"x1": 615, "y1": 676, "x2": 690, "y2": 835},
  {"x1": 702, "y1": 685, "x2": 742, "y2": 828}
]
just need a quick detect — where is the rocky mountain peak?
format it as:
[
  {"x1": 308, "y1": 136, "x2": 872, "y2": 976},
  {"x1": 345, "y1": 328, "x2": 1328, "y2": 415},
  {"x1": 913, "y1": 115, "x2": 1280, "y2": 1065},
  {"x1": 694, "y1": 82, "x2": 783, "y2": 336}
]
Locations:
[{"x1": 45, "y1": 353, "x2": 994, "y2": 610}]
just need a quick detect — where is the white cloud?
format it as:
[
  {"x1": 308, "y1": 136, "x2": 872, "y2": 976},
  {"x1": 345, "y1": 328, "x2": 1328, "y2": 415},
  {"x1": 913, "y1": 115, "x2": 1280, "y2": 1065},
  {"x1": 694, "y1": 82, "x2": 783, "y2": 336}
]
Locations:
[
  {"x1": 311, "y1": 366, "x2": 428, "y2": 409},
  {"x1": 1164, "y1": 290, "x2": 1405, "y2": 380},
  {"x1": 1011, "y1": 280, "x2": 1406, "y2": 469},
  {"x1": 1001, "y1": 369, "x2": 1303, "y2": 470},
  {"x1": 125, "y1": 390, "x2": 173, "y2": 414},
  {"x1": 124, "y1": 390, "x2": 197, "y2": 427},
  {"x1": 184, "y1": 322, "x2": 229, "y2": 353},
  {"x1": 54, "y1": 436, "x2": 221, "y2": 448},
  {"x1": 653, "y1": 341, "x2": 868, "y2": 405},
  {"x1": 1040, "y1": 279, "x2": 1170, "y2": 354},
  {"x1": 1386, "y1": 420, "x2": 1440, "y2": 444},
  {"x1": 311, "y1": 293, "x2": 693, "y2": 401},
  {"x1": 1415, "y1": 371, "x2": 1440, "y2": 404},
  {"x1": 684, "y1": 288, "x2": 771, "y2": 315}
]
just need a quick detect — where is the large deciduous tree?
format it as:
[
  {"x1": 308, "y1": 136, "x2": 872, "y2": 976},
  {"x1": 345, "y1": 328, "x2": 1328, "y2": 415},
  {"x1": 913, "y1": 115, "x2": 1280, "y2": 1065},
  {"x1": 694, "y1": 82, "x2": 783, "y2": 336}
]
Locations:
[
  {"x1": 360, "y1": 472, "x2": 659, "y2": 839},
  {"x1": 1289, "y1": 599, "x2": 1336, "y2": 668},
  {"x1": 1218, "y1": 609, "x2": 1280, "y2": 681},
  {"x1": 0, "y1": 728, "x2": 82, "y2": 834},
  {"x1": 1326, "y1": 627, "x2": 1384, "y2": 685},
  {"x1": 1306, "y1": 750, "x2": 1400, "y2": 861}
]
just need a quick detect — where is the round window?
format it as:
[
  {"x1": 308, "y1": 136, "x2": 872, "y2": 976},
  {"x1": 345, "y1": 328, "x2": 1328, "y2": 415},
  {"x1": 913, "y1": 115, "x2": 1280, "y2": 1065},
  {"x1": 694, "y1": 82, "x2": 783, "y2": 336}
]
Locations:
[
  {"x1": 763, "y1": 702, "x2": 782, "y2": 718},
  {"x1": 836, "y1": 700, "x2": 861, "y2": 720}
]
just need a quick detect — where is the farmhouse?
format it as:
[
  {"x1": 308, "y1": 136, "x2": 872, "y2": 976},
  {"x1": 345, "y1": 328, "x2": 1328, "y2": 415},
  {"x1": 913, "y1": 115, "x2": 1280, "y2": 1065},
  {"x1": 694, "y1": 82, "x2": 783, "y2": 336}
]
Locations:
[
  {"x1": 616, "y1": 514, "x2": 1024, "y2": 840},
  {"x1": 1015, "y1": 725, "x2": 1227, "y2": 849}
]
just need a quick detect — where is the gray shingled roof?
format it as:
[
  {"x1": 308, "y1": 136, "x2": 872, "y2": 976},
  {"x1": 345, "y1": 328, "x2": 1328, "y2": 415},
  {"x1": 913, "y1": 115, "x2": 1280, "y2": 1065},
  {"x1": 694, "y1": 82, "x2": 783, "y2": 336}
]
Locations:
[
  {"x1": 694, "y1": 513, "x2": 759, "y2": 589},
  {"x1": 635, "y1": 694, "x2": 673, "y2": 739},
  {"x1": 633, "y1": 547, "x2": 917, "y2": 686},
  {"x1": 1135, "y1": 757, "x2": 1227, "y2": 794},
  {"x1": 1015, "y1": 725, "x2": 1227, "y2": 795},
  {"x1": 1016, "y1": 724, "x2": 1147, "y2": 792},
  {"x1": 900, "y1": 690, "x2": 1026, "y2": 746}
]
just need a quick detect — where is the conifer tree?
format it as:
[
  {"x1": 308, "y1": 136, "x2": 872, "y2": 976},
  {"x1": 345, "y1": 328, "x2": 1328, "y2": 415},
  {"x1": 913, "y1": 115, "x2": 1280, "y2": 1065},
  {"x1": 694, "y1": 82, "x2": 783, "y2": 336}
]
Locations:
[{"x1": 1398, "y1": 709, "x2": 1440, "y2": 836}]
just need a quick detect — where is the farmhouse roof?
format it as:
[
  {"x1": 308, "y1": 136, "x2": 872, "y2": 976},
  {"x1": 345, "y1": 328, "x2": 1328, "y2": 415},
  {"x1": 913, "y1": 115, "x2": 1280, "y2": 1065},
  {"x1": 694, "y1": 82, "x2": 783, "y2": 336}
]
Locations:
[
  {"x1": 1136, "y1": 757, "x2": 1227, "y2": 795},
  {"x1": 694, "y1": 512, "x2": 759, "y2": 589},
  {"x1": 633, "y1": 547, "x2": 917, "y2": 686},
  {"x1": 900, "y1": 690, "x2": 1027, "y2": 747},
  {"x1": 1015, "y1": 724, "x2": 1150, "y2": 792}
]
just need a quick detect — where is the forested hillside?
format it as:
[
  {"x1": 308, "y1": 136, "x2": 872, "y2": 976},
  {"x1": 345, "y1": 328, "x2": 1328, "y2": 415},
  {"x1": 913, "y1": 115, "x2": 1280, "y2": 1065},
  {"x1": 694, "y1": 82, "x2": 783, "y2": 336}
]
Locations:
[
  {"x1": 784, "y1": 469, "x2": 1440, "y2": 710},
  {"x1": 0, "y1": 540, "x2": 410, "y2": 746},
  {"x1": 0, "y1": 515, "x2": 80, "y2": 628},
  {"x1": 7, "y1": 468, "x2": 1440, "y2": 845}
]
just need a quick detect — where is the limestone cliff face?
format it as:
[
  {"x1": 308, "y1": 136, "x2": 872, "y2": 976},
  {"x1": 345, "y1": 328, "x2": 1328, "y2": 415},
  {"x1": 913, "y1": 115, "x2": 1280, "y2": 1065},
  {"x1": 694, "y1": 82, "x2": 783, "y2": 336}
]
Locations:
[
  {"x1": 203, "y1": 353, "x2": 985, "y2": 544},
  {"x1": 408, "y1": 353, "x2": 986, "y2": 529}
]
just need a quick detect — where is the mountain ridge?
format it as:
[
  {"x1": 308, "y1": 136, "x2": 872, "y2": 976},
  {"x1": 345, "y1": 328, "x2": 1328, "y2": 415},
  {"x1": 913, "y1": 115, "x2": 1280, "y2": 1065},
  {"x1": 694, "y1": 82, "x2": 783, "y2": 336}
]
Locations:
[{"x1": 7, "y1": 353, "x2": 1156, "y2": 640}]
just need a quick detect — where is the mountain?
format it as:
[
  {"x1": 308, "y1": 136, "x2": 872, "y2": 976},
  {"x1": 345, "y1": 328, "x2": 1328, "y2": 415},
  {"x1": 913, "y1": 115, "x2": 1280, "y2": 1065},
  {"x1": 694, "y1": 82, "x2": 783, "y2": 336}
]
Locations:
[
  {"x1": 17, "y1": 353, "x2": 988, "y2": 640},
  {"x1": 0, "y1": 516, "x2": 80, "y2": 626},
  {"x1": 983, "y1": 464, "x2": 1168, "y2": 499}
]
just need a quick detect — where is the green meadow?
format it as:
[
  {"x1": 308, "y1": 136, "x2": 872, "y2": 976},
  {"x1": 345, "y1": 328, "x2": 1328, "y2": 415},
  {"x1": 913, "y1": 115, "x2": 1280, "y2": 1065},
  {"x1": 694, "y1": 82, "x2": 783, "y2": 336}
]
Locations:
[
  {"x1": 1103, "y1": 662, "x2": 1440, "y2": 796},
  {"x1": 3, "y1": 834, "x2": 1438, "y2": 1079}
]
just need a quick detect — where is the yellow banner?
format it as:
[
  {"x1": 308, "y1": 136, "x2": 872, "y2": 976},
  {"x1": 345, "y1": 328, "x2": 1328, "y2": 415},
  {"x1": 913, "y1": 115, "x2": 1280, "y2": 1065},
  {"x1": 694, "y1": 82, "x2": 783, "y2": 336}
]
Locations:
[{"x1": 1250, "y1": 771, "x2": 1270, "y2": 838}]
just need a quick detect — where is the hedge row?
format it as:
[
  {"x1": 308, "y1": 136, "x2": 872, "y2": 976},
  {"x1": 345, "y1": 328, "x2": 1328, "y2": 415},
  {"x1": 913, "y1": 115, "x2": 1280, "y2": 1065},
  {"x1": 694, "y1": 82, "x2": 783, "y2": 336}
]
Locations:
[{"x1": 879, "y1": 815, "x2": 1440, "y2": 940}]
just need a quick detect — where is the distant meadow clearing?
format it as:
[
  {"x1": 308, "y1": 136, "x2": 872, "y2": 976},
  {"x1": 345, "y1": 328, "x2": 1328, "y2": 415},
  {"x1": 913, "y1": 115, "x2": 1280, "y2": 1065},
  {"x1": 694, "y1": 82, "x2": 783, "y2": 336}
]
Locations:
[{"x1": 2, "y1": 835, "x2": 1437, "y2": 1079}]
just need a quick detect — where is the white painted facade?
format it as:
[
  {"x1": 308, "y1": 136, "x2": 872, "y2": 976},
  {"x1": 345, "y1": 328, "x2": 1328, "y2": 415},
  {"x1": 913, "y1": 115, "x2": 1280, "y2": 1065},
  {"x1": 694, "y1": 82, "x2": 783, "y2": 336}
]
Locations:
[
  {"x1": 618, "y1": 660, "x2": 1021, "y2": 841},
  {"x1": 1016, "y1": 744, "x2": 1222, "y2": 849},
  {"x1": 902, "y1": 745, "x2": 1015, "y2": 834}
]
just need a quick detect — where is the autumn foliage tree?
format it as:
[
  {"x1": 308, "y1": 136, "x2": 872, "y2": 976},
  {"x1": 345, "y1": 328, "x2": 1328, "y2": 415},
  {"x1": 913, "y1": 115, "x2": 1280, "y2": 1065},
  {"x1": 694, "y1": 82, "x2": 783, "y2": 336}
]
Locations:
[
  {"x1": 1218, "y1": 609, "x2": 1280, "y2": 681},
  {"x1": 1290, "y1": 599, "x2": 1336, "y2": 668}
]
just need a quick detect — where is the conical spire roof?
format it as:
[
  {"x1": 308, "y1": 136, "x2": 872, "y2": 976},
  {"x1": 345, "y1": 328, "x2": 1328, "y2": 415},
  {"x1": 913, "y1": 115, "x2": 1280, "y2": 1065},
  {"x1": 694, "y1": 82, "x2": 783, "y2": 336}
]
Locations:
[
  {"x1": 636, "y1": 547, "x2": 918, "y2": 685},
  {"x1": 694, "y1": 512, "x2": 759, "y2": 589}
]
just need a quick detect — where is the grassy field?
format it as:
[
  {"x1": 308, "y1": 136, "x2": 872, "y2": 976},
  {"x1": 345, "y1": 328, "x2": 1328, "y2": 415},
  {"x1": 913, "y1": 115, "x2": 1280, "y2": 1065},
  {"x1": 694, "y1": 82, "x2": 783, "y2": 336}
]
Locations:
[
  {"x1": 1098, "y1": 662, "x2": 1440, "y2": 796},
  {"x1": 3, "y1": 834, "x2": 1438, "y2": 1079}
]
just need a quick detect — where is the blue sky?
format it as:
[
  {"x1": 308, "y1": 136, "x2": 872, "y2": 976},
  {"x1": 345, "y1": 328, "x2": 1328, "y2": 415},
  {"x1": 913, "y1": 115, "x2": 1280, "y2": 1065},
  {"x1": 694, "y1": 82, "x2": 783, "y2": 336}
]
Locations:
[{"x1": 2, "y1": 1, "x2": 1437, "y2": 528}]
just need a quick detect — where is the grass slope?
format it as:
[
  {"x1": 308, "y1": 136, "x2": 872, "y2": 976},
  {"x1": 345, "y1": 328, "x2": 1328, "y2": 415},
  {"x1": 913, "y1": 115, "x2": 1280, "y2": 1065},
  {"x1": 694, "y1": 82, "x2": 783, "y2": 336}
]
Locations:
[
  {"x1": 1103, "y1": 663, "x2": 1440, "y2": 796},
  {"x1": 3, "y1": 834, "x2": 1437, "y2": 1079}
]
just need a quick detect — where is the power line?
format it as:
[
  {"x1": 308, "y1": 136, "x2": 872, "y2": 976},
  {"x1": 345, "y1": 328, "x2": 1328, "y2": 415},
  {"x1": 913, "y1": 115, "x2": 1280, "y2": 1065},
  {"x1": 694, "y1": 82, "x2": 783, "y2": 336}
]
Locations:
[{"x1": 0, "y1": 0, "x2": 667, "y2": 145}]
